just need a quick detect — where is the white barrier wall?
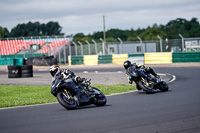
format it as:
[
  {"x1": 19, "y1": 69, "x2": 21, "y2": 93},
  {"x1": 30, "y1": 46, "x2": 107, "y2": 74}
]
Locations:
[{"x1": 128, "y1": 57, "x2": 144, "y2": 65}]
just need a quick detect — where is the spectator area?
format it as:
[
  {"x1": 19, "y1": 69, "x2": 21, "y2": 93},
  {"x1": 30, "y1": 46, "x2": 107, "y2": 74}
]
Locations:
[
  {"x1": 39, "y1": 40, "x2": 70, "y2": 54},
  {"x1": 0, "y1": 38, "x2": 71, "y2": 55}
]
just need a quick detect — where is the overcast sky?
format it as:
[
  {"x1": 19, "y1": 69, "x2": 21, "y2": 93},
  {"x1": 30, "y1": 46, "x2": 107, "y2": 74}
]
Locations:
[{"x1": 0, "y1": 0, "x2": 200, "y2": 36}]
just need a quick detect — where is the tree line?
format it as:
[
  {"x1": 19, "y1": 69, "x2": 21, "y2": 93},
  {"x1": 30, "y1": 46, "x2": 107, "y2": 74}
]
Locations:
[
  {"x1": 0, "y1": 21, "x2": 63, "y2": 38},
  {"x1": 73, "y1": 17, "x2": 200, "y2": 44},
  {"x1": 0, "y1": 17, "x2": 200, "y2": 44}
]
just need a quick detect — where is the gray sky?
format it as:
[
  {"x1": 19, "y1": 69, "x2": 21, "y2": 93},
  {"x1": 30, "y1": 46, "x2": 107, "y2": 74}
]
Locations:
[{"x1": 0, "y1": 0, "x2": 200, "y2": 35}]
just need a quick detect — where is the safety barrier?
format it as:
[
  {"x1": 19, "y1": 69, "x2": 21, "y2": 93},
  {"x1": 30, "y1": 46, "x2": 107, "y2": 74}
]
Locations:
[
  {"x1": 173, "y1": 52, "x2": 200, "y2": 63},
  {"x1": 98, "y1": 55, "x2": 112, "y2": 64},
  {"x1": 144, "y1": 52, "x2": 172, "y2": 64},
  {"x1": 70, "y1": 56, "x2": 84, "y2": 65},
  {"x1": 8, "y1": 65, "x2": 33, "y2": 78},
  {"x1": 128, "y1": 54, "x2": 144, "y2": 65},
  {"x1": 68, "y1": 54, "x2": 143, "y2": 66},
  {"x1": 1, "y1": 53, "x2": 48, "y2": 58},
  {"x1": 112, "y1": 54, "x2": 128, "y2": 64},
  {"x1": 0, "y1": 58, "x2": 24, "y2": 65},
  {"x1": 84, "y1": 55, "x2": 98, "y2": 65}
]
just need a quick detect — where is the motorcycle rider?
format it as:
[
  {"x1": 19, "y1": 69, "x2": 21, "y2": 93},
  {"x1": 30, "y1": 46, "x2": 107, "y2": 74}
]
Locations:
[
  {"x1": 123, "y1": 60, "x2": 159, "y2": 84},
  {"x1": 49, "y1": 65, "x2": 91, "y2": 91}
]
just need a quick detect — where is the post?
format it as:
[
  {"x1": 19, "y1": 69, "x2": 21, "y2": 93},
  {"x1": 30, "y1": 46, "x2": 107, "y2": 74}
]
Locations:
[
  {"x1": 103, "y1": 15, "x2": 106, "y2": 46},
  {"x1": 157, "y1": 35, "x2": 162, "y2": 52},
  {"x1": 137, "y1": 36, "x2": 143, "y2": 52},
  {"x1": 100, "y1": 38, "x2": 105, "y2": 55},
  {"x1": 179, "y1": 34, "x2": 184, "y2": 52},
  {"x1": 48, "y1": 45, "x2": 51, "y2": 56},
  {"x1": 78, "y1": 41, "x2": 83, "y2": 55},
  {"x1": 92, "y1": 39, "x2": 98, "y2": 55},
  {"x1": 85, "y1": 40, "x2": 91, "y2": 55},
  {"x1": 72, "y1": 42, "x2": 77, "y2": 56},
  {"x1": 59, "y1": 49, "x2": 61, "y2": 64},
  {"x1": 68, "y1": 42, "x2": 71, "y2": 56},
  {"x1": 63, "y1": 45, "x2": 66, "y2": 64},
  {"x1": 118, "y1": 37, "x2": 123, "y2": 54}
]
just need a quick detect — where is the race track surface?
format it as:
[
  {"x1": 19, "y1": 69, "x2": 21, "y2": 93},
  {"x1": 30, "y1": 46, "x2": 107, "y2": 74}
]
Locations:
[{"x1": 0, "y1": 66, "x2": 200, "y2": 133}]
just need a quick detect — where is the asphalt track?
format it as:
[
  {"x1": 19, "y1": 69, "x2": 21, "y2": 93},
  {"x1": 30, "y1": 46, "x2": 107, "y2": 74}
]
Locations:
[{"x1": 0, "y1": 66, "x2": 200, "y2": 133}]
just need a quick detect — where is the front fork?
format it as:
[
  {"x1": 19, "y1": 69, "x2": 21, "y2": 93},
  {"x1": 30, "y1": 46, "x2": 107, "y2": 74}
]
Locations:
[
  {"x1": 141, "y1": 77, "x2": 150, "y2": 87},
  {"x1": 63, "y1": 89, "x2": 70, "y2": 100}
]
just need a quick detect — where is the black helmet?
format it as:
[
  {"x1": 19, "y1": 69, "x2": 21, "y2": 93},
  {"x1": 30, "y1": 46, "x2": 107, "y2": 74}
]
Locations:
[
  {"x1": 123, "y1": 60, "x2": 131, "y2": 69},
  {"x1": 49, "y1": 65, "x2": 61, "y2": 77}
]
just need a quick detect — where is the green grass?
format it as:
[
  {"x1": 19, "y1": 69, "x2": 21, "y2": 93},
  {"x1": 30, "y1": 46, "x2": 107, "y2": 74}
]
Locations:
[{"x1": 0, "y1": 84, "x2": 136, "y2": 108}]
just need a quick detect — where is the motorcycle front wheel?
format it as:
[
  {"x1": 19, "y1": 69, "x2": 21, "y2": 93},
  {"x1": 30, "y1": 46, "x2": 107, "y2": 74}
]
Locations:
[
  {"x1": 56, "y1": 91, "x2": 77, "y2": 110},
  {"x1": 158, "y1": 81, "x2": 169, "y2": 92},
  {"x1": 92, "y1": 88, "x2": 107, "y2": 106}
]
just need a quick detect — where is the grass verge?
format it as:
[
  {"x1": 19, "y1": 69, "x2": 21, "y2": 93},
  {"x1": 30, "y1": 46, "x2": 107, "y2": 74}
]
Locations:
[{"x1": 0, "y1": 84, "x2": 136, "y2": 108}]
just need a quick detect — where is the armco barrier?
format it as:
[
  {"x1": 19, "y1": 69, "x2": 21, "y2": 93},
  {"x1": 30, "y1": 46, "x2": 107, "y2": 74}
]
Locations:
[
  {"x1": 68, "y1": 56, "x2": 71, "y2": 66},
  {"x1": 0, "y1": 58, "x2": 14, "y2": 65},
  {"x1": 144, "y1": 52, "x2": 172, "y2": 64},
  {"x1": 70, "y1": 56, "x2": 84, "y2": 65},
  {"x1": 84, "y1": 55, "x2": 98, "y2": 65},
  {"x1": 98, "y1": 55, "x2": 112, "y2": 64},
  {"x1": 173, "y1": 52, "x2": 200, "y2": 63},
  {"x1": 14, "y1": 58, "x2": 24, "y2": 65},
  {"x1": 1, "y1": 53, "x2": 48, "y2": 58},
  {"x1": 68, "y1": 52, "x2": 200, "y2": 66},
  {"x1": 112, "y1": 54, "x2": 128, "y2": 64},
  {"x1": 128, "y1": 54, "x2": 144, "y2": 65},
  {"x1": 0, "y1": 58, "x2": 24, "y2": 65}
]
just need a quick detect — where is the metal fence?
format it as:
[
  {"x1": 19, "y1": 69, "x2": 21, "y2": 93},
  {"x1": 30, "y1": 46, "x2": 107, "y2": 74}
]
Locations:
[{"x1": 1, "y1": 36, "x2": 200, "y2": 64}]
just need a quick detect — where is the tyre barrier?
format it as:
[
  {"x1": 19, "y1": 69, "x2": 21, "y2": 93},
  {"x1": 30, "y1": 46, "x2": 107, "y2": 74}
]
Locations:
[
  {"x1": 8, "y1": 65, "x2": 20, "y2": 78},
  {"x1": 20, "y1": 65, "x2": 33, "y2": 78},
  {"x1": 8, "y1": 65, "x2": 33, "y2": 78}
]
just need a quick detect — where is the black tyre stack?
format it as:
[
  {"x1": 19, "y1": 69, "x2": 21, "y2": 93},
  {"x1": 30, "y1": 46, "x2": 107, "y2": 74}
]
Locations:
[
  {"x1": 8, "y1": 66, "x2": 21, "y2": 78},
  {"x1": 7, "y1": 65, "x2": 33, "y2": 78},
  {"x1": 20, "y1": 65, "x2": 33, "y2": 78}
]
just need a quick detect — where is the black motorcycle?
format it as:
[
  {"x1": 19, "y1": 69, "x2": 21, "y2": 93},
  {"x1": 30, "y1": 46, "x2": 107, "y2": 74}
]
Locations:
[
  {"x1": 129, "y1": 70, "x2": 169, "y2": 94},
  {"x1": 51, "y1": 75, "x2": 107, "y2": 110}
]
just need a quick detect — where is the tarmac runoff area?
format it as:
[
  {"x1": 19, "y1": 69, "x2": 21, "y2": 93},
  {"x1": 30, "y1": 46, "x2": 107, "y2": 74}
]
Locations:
[{"x1": 0, "y1": 63, "x2": 183, "y2": 86}]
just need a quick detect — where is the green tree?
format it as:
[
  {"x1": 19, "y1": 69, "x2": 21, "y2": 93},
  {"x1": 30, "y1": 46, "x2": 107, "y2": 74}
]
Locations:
[
  {"x1": 139, "y1": 25, "x2": 167, "y2": 40},
  {"x1": 0, "y1": 26, "x2": 4, "y2": 38},
  {"x1": 8, "y1": 21, "x2": 63, "y2": 37},
  {"x1": 45, "y1": 21, "x2": 62, "y2": 35},
  {"x1": 106, "y1": 37, "x2": 118, "y2": 42}
]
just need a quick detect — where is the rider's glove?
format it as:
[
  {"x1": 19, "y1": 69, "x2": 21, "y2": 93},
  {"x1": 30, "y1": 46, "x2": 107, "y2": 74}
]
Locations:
[{"x1": 129, "y1": 80, "x2": 133, "y2": 84}]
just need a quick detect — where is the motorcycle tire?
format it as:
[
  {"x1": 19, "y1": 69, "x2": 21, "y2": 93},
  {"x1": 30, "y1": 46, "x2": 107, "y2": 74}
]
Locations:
[
  {"x1": 138, "y1": 80, "x2": 155, "y2": 94},
  {"x1": 158, "y1": 81, "x2": 169, "y2": 92},
  {"x1": 21, "y1": 73, "x2": 33, "y2": 78},
  {"x1": 8, "y1": 73, "x2": 20, "y2": 78},
  {"x1": 136, "y1": 84, "x2": 142, "y2": 90},
  {"x1": 56, "y1": 91, "x2": 77, "y2": 110},
  {"x1": 20, "y1": 65, "x2": 33, "y2": 70},
  {"x1": 92, "y1": 87, "x2": 107, "y2": 106}
]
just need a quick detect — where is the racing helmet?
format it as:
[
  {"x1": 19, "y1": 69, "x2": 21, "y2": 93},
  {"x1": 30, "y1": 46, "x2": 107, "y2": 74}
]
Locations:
[
  {"x1": 123, "y1": 60, "x2": 131, "y2": 69},
  {"x1": 50, "y1": 65, "x2": 61, "y2": 77}
]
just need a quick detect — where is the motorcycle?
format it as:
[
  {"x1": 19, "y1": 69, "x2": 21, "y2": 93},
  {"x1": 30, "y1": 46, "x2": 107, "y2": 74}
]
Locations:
[
  {"x1": 129, "y1": 70, "x2": 169, "y2": 94},
  {"x1": 51, "y1": 75, "x2": 107, "y2": 110}
]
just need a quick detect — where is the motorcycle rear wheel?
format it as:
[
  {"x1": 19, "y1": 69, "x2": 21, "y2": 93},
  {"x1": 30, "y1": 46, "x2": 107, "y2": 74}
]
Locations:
[
  {"x1": 138, "y1": 80, "x2": 155, "y2": 94},
  {"x1": 56, "y1": 91, "x2": 77, "y2": 110}
]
